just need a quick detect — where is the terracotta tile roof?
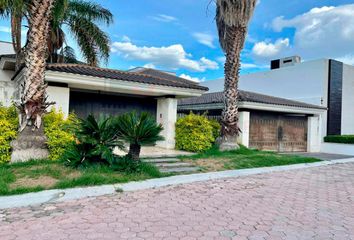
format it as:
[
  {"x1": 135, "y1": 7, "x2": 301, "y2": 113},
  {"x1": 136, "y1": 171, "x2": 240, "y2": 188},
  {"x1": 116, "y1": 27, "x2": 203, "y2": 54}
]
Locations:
[
  {"x1": 46, "y1": 64, "x2": 209, "y2": 91},
  {"x1": 178, "y1": 90, "x2": 326, "y2": 109},
  {"x1": 129, "y1": 67, "x2": 201, "y2": 88}
]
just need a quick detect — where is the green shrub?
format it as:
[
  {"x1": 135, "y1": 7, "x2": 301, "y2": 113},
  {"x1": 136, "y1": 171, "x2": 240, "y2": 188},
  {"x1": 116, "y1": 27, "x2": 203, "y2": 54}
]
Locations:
[
  {"x1": 63, "y1": 115, "x2": 125, "y2": 168},
  {"x1": 324, "y1": 135, "x2": 354, "y2": 144},
  {"x1": 209, "y1": 119, "x2": 221, "y2": 141},
  {"x1": 175, "y1": 113, "x2": 215, "y2": 152},
  {"x1": 43, "y1": 109, "x2": 77, "y2": 160},
  {"x1": 0, "y1": 105, "x2": 18, "y2": 164},
  {"x1": 114, "y1": 112, "x2": 164, "y2": 160}
]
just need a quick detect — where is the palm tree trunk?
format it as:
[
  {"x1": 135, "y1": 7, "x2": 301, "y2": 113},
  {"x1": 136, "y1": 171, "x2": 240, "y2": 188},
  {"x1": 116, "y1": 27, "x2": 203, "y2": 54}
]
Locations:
[
  {"x1": 219, "y1": 25, "x2": 247, "y2": 151},
  {"x1": 127, "y1": 143, "x2": 141, "y2": 161},
  {"x1": 11, "y1": 14, "x2": 24, "y2": 71},
  {"x1": 11, "y1": 0, "x2": 55, "y2": 163}
]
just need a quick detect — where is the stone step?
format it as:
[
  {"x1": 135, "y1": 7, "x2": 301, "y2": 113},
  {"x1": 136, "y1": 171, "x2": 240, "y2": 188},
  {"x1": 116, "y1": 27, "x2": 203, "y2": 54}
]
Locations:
[
  {"x1": 156, "y1": 162, "x2": 193, "y2": 168},
  {"x1": 160, "y1": 167, "x2": 201, "y2": 173},
  {"x1": 143, "y1": 158, "x2": 181, "y2": 164}
]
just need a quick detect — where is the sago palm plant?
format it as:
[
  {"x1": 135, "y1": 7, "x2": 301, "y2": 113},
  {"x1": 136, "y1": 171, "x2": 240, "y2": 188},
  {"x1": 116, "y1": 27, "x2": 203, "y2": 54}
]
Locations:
[
  {"x1": 64, "y1": 115, "x2": 124, "y2": 167},
  {"x1": 114, "y1": 112, "x2": 164, "y2": 161},
  {"x1": 215, "y1": 0, "x2": 257, "y2": 150}
]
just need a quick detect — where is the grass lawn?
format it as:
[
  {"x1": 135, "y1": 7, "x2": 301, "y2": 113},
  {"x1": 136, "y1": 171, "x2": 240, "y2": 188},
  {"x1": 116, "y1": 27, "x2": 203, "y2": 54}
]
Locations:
[
  {"x1": 0, "y1": 160, "x2": 164, "y2": 196},
  {"x1": 0, "y1": 147, "x2": 321, "y2": 196},
  {"x1": 181, "y1": 146, "x2": 321, "y2": 172}
]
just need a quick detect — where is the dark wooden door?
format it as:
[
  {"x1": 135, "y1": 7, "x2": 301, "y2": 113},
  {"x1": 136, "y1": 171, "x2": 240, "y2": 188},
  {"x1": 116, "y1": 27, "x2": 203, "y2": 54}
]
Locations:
[
  {"x1": 69, "y1": 90, "x2": 157, "y2": 119},
  {"x1": 249, "y1": 112, "x2": 307, "y2": 152}
]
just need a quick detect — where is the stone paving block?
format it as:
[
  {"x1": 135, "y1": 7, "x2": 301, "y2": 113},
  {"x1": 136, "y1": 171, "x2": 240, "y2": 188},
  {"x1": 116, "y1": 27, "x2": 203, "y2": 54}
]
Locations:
[{"x1": 0, "y1": 163, "x2": 354, "y2": 240}]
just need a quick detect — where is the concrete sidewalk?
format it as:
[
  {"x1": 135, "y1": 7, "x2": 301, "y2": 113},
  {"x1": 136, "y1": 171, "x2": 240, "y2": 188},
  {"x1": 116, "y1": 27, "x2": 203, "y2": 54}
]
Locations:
[{"x1": 1, "y1": 157, "x2": 354, "y2": 209}]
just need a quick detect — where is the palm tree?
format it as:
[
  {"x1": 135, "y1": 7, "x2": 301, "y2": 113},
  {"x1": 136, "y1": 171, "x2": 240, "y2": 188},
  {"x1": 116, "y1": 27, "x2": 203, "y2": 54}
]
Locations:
[
  {"x1": 114, "y1": 112, "x2": 164, "y2": 161},
  {"x1": 48, "y1": 0, "x2": 113, "y2": 65},
  {"x1": 215, "y1": 0, "x2": 257, "y2": 150},
  {"x1": 11, "y1": 0, "x2": 55, "y2": 162},
  {"x1": 0, "y1": 0, "x2": 26, "y2": 70},
  {"x1": 0, "y1": 0, "x2": 113, "y2": 67}
]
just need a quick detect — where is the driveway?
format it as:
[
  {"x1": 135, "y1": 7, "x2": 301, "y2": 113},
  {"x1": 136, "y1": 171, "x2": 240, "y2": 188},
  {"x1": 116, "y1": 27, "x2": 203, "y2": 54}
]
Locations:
[{"x1": 1, "y1": 163, "x2": 354, "y2": 240}]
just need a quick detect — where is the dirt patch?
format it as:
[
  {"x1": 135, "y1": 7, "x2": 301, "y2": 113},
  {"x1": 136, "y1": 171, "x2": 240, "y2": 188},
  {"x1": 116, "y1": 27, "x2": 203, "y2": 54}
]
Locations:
[
  {"x1": 187, "y1": 158, "x2": 229, "y2": 172},
  {"x1": 66, "y1": 171, "x2": 81, "y2": 179},
  {"x1": 9, "y1": 176, "x2": 58, "y2": 189}
]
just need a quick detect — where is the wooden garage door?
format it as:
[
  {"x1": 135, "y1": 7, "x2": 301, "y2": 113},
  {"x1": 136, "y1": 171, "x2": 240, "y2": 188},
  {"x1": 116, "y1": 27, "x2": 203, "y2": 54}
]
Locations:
[
  {"x1": 69, "y1": 90, "x2": 157, "y2": 119},
  {"x1": 249, "y1": 112, "x2": 308, "y2": 152}
]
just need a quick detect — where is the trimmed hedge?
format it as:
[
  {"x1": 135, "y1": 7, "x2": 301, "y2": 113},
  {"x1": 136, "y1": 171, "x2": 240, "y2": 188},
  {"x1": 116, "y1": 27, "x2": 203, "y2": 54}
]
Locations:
[
  {"x1": 43, "y1": 109, "x2": 78, "y2": 160},
  {"x1": 324, "y1": 135, "x2": 354, "y2": 144},
  {"x1": 0, "y1": 105, "x2": 18, "y2": 163},
  {"x1": 209, "y1": 119, "x2": 221, "y2": 141},
  {"x1": 176, "y1": 113, "x2": 216, "y2": 152}
]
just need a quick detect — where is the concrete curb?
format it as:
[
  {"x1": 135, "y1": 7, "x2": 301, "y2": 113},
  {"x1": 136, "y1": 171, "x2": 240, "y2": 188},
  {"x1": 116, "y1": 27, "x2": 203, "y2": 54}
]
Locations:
[{"x1": 1, "y1": 158, "x2": 354, "y2": 209}]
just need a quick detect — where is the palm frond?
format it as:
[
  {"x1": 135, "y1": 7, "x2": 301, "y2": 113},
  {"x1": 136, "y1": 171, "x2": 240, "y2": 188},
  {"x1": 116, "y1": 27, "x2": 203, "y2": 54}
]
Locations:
[
  {"x1": 62, "y1": 45, "x2": 78, "y2": 63},
  {"x1": 51, "y1": 0, "x2": 68, "y2": 28},
  {"x1": 216, "y1": 0, "x2": 257, "y2": 51},
  {"x1": 114, "y1": 112, "x2": 164, "y2": 146},
  {"x1": 68, "y1": 15, "x2": 110, "y2": 65},
  {"x1": 68, "y1": 0, "x2": 113, "y2": 25}
]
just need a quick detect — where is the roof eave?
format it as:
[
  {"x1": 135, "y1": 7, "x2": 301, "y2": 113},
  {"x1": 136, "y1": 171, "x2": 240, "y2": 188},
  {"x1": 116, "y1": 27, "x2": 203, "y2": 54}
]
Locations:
[
  {"x1": 178, "y1": 101, "x2": 326, "y2": 115},
  {"x1": 45, "y1": 70, "x2": 207, "y2": 97}
]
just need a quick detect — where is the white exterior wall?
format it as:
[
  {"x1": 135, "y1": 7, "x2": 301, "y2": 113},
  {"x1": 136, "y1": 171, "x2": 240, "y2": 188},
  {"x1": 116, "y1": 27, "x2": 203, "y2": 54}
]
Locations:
[
  {"x1": 307, "y1": 116, "x2": 322, "y2": 152},
  {"x1": 341, "y1": 64, "x2": 354, "y2": 135},
  {"x1": 321, "y1": 143, "x2": 354, "y2": 156},
  {"x1": 47, "y1": 86, "x2": 70, "y2": 118},
  {"x1": 0, "y1": 70, "x2": 15, "y2": 106},
  {"x1": 0, "y1": 41, "x2": 14, "y2": 55},
  {"x1": 237, "y1": 111, "x2": 250, "y2": 147},
  {"x1": 204, "y1": 59, "x2": 329, "y2": 106},
  {"x1": 240, "y1": 60, "x2": 329, "y2": 106},
  {"x1": 0, "y1": 42, "x2": 16, "y2": 106},
  {"x1": 156, "y1": 98, "x2": 178, "y2": 149}
]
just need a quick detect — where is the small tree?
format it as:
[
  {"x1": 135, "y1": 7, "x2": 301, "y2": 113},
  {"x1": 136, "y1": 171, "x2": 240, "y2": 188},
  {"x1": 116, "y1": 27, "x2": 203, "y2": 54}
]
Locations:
[
  {"x1": 115, "y1": 112, "x2": 164, "y2": 161},
  {"x1": 215, "y1": 0, "x2": 257, "y2": 151}
]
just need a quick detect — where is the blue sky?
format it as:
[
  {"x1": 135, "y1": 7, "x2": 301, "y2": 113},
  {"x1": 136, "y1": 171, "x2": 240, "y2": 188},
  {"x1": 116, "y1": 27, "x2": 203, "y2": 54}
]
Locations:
[{"x1": 1, "y1": 0, "x2": 354, "y2": 82}]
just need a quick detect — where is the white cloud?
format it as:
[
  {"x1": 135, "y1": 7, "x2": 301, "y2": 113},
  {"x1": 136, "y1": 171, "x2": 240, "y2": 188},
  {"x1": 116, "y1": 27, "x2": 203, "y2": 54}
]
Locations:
[
  {"x1": 143, "y1": 63, "x2": 156, "y2": 69},
  {"x1": 199, "y1": 57, "x2": 219, "y2": 70},
  {"x1": 216, "y1": 56, "x2": 226, "y2": 63},
  {"x1": 260, "y1": 4, "x2": 354, "y2": 62},
  {"x1": 193, "y1": 32, "x2": 215, "y2": 48},
  {"x1": 152, "y1": 14, "x2": 177, "y2": 22},
  {"x1": 121, "y1": 35, "x2": 131, "y2": 42},
  {"x1": 252, "y1": 38, "x2": 290, "y2": 58},
  {"x1": 336, "y1": 55, "x2": 354, "y2": 65},
  {"x1": 241, "y1": 63, "x2": 267, "y2": 69},
  {"x1": 111, "y1": 41, "x2": 219, "y2": 72},
  {"x1": 179, "y1": 73, "x2": 205, "y2": 83},
  {"x1": 0, "y1": 26, "x2": 11, "y2": 33}
]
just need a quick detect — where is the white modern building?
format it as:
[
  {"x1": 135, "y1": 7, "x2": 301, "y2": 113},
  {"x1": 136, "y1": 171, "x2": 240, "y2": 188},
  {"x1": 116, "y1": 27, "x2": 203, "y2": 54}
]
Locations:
[
  {"x1": 204, "y1": 56, "x2": 354, "y2": 137},
  {"x1": 189, "y1": 56, "x2": 354, "y2": 155},
  {"x1": 0, "y1": 41, "x2": 208, "y2": 149}
]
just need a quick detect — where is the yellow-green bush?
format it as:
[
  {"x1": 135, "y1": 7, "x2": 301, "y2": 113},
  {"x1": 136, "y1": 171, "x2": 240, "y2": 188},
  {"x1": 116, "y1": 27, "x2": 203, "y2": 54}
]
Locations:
[
  {"x1": 0, "y1": 105, "x2": 18, "y2": 163},
  {"x1": 43, "y1": 109, "x2": 78, "y2": 160},
  {"x1": 175, "y1": 113, "x2": 215, "y2": 152},
  {"x1": 209, "y1": 119, "x2": 221, "y2": 141}
]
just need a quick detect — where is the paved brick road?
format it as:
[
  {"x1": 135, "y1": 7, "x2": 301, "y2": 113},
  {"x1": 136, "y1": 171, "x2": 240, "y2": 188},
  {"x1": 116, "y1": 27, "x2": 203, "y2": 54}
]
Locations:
[{"x1": 1, "y1": 163, "x2": 354, "y2": 240}]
